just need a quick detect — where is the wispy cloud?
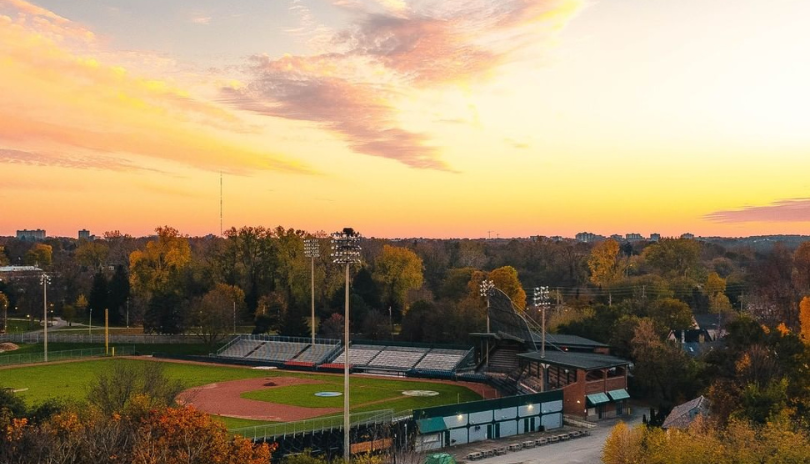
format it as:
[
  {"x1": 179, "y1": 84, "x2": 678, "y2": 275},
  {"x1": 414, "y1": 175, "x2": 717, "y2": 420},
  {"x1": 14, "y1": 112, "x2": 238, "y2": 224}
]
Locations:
[
  {"x1": 190, "y1": 15, "x2": 211, "y2": 25},
  {"x1": 0, "y1": 0, "x2": 312, "y2": 175},
  {"x1": 225, "y1": 0, "x2": 583, "y2": 170},
  {"x1": 704, "y1": 199, "x2": 810, "y2": 223},
  {"x1": 0, "y1": 148, "x2": 155, "y2": 172}
]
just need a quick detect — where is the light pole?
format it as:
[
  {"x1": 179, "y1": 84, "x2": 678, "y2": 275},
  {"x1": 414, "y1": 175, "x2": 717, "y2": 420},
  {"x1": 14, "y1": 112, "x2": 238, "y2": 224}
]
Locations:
[
  {"x1": 41, "y1": 273, "x2": 51, "y2": 362},
  {"x1": 479, "y1": 279, "x2": 494, "y2": 367},
  {"x1": 304, "y1": 238, "x2": 320, "y2": 345},
  {"x1": 233, "y1": 300, "x2": 236, "y2": 335},
  {"x1": 89, "y1": 308, "x2": 93, "y2": 336},
  {"x1": 331, "y1": 227, "x2": 361, "y2": 463},
  {"x1": 533, "y1": 286, "x2": 550, "y2": 358}
]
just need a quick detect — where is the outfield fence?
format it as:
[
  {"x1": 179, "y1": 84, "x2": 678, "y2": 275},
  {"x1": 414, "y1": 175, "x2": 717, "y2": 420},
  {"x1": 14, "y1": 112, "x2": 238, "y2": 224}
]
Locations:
[
  {"x1": 0, "y1": 333, "x2": 202, "y2": 344},
  {"x1": 231, "y1": 409, "x2": 396, "y2": 442},
  {"x1": 0, "y1": 346, "x2": 138, "y2": 366}
]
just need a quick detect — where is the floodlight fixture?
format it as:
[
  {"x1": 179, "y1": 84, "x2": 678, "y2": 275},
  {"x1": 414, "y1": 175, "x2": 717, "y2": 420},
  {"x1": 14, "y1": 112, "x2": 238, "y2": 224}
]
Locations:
[{"x1": 330, "y1": 227, "x2": 362, "y2": 463}]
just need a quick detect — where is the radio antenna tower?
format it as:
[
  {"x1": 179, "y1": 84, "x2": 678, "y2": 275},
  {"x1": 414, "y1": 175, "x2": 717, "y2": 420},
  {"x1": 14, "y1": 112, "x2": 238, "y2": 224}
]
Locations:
[{"x1": 220, "y1": 172, "x2": 223, "y2": 236}]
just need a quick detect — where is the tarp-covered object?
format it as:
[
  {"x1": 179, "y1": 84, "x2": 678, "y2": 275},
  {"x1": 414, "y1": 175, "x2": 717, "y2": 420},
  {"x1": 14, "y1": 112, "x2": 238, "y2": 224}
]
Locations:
[{"x1": 425, "y1": 453, "x2": 457, "y2": 464}]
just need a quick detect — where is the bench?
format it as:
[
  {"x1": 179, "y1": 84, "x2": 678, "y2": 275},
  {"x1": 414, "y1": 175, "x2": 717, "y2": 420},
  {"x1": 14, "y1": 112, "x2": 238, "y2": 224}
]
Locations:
[
  {"x1": 549, "y1": 435, "x2": 560, "y2": 443},
  {"x1": 560, "y1": 433, "x2": 571, "y2": 440},
  {"x1": 523, "y1": 440, "x2": 536, "y2": 448},
  {"x1": 495, "y1": 447, "x2": 508, "y2": 455},
  {"x1": 536, "y1": 437, "x2": 548, "y2": 446},
  {"x1": 467, "y1": 452, "x2": 483, "y2": 460},
  {"x1": 483, "y1": 449, "x2": 495, "y2": 457},
  {"x1": 570, "y1": 431, "x2": 581, "y2": 438},
  {"x1": 508, "y1": 443, "x2": 522, "y2": 452}
]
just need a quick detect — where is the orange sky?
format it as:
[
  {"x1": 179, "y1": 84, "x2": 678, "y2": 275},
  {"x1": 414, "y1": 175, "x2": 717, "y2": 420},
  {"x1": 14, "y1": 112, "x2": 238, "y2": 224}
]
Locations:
[{"x1": 2, "y1": 0, "x2": 809, "y2": 238}]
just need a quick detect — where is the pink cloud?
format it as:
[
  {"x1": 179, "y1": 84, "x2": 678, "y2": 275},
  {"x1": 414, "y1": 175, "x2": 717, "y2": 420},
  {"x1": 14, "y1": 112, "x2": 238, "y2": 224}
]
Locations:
[
  {"x1": 226, "y1": 0, "x2": 582, "y2": 170},
  {"x1": 704, "y1": 199, "x2": 810, "y2": 223}
]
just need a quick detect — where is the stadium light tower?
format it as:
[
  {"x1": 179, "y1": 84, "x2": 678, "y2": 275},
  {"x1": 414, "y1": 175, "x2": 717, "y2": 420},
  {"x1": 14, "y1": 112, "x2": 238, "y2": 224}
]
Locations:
[
  {"x1": 479, "y1": 279, "x2": 494, "y2": 367},
  {"x1": 304, "y1": 238, "x2": 320, "y2": 345},
  {"x1": 40, "y1": 273, "x2": 51, "y2": 362},
  {"x1": 331, "y1": 228, "x2": 361, "y2": 463},
  {"x1": 533, "y1": 286, "x2": 550, "y2": 358}
]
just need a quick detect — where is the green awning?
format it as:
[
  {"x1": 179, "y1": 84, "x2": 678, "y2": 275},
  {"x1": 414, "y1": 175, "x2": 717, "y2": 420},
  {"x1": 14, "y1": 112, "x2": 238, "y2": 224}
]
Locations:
[
  {"x1": 586, "y1": 393, "x2": 610, "y2": 406},
  {"x1": 608, "y1": 389, "x2": 630, "y2": 401},
  {"x1": 417, "y1": 417, "x2": 447, "y2": 434}
]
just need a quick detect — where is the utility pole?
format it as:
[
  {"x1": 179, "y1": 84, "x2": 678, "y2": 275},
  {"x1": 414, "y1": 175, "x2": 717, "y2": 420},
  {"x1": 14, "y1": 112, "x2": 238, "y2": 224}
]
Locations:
[{"x1": 41, "y1": 273, "x2": 51, "y2": 362}]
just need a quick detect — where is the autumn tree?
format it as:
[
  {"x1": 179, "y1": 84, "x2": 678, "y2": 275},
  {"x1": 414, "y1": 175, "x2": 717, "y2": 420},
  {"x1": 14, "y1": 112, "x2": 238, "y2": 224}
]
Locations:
[
  {"x1": 130, "y1": 226, "x2": 192, "y2": 333},
  {"x1": 650, "y1": 297, "x2": 694, "y2": 333},
  {"x1": 87, "y1": 361, "x2": 185, "y2": 415},
  {"x1": 373, "y1": 245, "x2": 424, "y2": 315},
  {"x1": 800, "y1": 296, "x2": 810, "y2": 343},
  {"x1": 0, "y1": 245, "x2": 9, "y2": 266},
  {"x1": 587, "y1": 238, "x2": 624, "y2": 305},
  {"x1": 794, "y1": 241, "x2": 810, "y2": 294},
  {"x1": 602, "y1": 421, "x2": 643, "y2": 464},
  {"x1": 219, "y1": 226, "x2": 275, "y2": 314},
  {"x1": 488, "y1": 265, "x2": 527, "y2": 310},
  {"x1": 642, "y1": 238, "x2": 700, "y2": 278},
  {"x1": 24, "y1": 243, "x2": 52, "y2": 267},
  {"x1": 75, "y1": 240, "x2": 110, "y2": 270},
  {"x1": 192, "y1": 284, "x2": 245, "y2": 349},
  {"x1": 129, "y1": 226, "x2": 191, "y2": 296}
]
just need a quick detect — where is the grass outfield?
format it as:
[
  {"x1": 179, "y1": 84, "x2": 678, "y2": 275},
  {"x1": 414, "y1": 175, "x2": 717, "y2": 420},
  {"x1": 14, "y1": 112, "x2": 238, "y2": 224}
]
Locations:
[
  {"x1": 1, "y1": 358, "x2": 481, "y2": 429},
  {"x1": 242, "y1": 376, "x2": 480, "y2": 414}
]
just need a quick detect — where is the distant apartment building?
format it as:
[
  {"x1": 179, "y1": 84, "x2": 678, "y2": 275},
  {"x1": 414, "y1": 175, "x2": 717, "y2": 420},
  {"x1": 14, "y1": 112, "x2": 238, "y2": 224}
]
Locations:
[
  {"x1": 625, "y1": 233, "x2": 644, "y2": 241},
  {"x1": 681, "y1": 233, "x2": 695, "y2": 239},
  {"x1": 78, "y1": 229, "x2": 92, "y2": 240},
  {"x1": 16, "y1": 229, "x2": 46, "y2": 241},
  {"x1": 610, "y1": 234, "x2": 624, "y2": 242},
  {"x1": 650, "y1": 233, "x2": 661, "y2": 242},
  {"x1": 575, "y1": 232, "x2": 604, "y2": 243}
]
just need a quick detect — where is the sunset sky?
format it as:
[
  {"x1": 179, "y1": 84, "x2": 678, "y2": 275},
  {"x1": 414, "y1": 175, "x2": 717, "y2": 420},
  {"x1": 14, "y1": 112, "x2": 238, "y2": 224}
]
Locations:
[{"x1": 2, "y1": 0, "x2": 809, "y2": 239}]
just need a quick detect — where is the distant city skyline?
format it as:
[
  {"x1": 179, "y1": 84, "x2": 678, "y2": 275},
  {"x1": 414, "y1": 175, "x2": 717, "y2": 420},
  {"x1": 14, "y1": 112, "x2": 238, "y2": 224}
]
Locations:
[{"x1": 2, "y1": 0, "x2": 809, "y2": 239}]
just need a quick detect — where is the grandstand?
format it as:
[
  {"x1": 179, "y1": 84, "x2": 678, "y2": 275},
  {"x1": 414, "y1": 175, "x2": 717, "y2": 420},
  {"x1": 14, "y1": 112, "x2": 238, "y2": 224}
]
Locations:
[
  {"x1": 216, "y1": 335, "x2": 341, "y2": 366},
  {"x1": 216, "y1": 335, "x2": 474, "y2": 377}
]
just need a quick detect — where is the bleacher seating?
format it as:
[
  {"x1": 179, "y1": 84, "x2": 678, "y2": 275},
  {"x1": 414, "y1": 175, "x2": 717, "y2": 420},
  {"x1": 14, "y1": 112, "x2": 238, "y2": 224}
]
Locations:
[
  {"x1": 216, "y1": 336, "x2": 474, "y2": 376},
  {"x1": 367, "y1": 347, "x2": 426, "y2": 370},
  {"x1": 413, "y1": 349, "x2": 468, "y2": 372},
  {"x1": 291, "y1": 343, "x2": 340, "y2": 364},
  {"x1": 246, "y1": 341, "x2": 309, "y2": 361},
  {"x1": 217, "y1": 339, "x2": 264, "y2": 359},
  {"x1": 330, "y1": 345, "x2": 383, "y2": 366}
]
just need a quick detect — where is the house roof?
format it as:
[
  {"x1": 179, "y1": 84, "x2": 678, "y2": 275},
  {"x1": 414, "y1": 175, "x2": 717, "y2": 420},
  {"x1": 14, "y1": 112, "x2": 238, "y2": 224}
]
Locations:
[
  {"x1": 518, "y1": 350, "x2": 630, "y2": 371},
  {"x1": 662, "y1": 396, "x2": 711, "y2": 429}
]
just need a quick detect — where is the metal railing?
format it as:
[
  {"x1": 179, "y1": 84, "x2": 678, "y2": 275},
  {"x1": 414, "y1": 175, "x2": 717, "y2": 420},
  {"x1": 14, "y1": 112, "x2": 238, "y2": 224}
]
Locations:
[
  {"x1": 231, "y1": 409, "x2": 395, "y2": 442},
  {"x1": 0, "y1": 346, "x2": 138, "y2": 366}
]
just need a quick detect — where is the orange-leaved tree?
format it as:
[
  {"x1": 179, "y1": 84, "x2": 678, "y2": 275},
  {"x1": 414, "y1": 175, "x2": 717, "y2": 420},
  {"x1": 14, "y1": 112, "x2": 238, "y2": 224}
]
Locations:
[{"x1": 800, "y1": 296, "x2": 810, "y2": 343}]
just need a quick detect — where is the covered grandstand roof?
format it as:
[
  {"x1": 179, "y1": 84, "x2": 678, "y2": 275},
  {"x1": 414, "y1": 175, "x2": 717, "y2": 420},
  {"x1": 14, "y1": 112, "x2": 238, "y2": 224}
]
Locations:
[
  {"x1": 531, "y1": 332, "x2": 609, "y2": 350},
  {"x1": 518, "y1": 350, "x2": 630, "y2": 370}
]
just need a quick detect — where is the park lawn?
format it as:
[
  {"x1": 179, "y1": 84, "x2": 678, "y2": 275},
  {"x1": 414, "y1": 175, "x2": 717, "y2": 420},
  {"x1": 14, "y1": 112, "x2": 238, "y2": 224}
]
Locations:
[
  {"x1": 241, "y1": 376, "x2": 480, "y2": 414},
  {"x1": 2, "y1": 319, "x2": 33, "y2": 333},
  {"x1": 0, "y1": 358, "x2": 270, "y2": 406}
]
